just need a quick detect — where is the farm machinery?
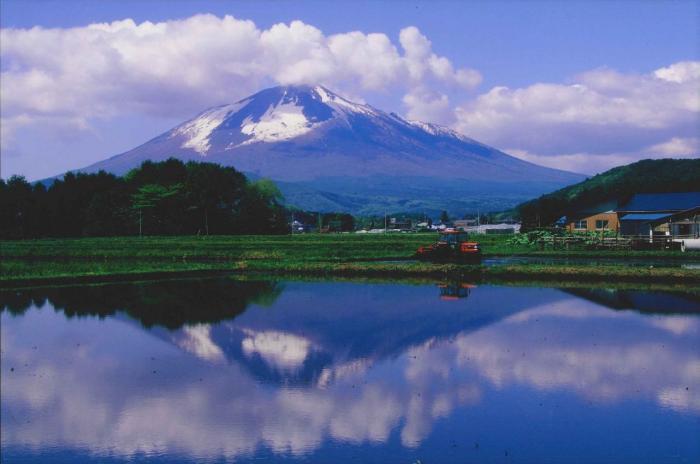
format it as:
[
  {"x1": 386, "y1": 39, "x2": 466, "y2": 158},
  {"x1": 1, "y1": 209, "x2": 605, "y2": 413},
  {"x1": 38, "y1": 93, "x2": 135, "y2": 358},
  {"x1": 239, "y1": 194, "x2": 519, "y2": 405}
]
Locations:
[
  {"x1": 438, "y1": 282, "x2": 476, "y2": 300},
  {"x1": 416, "y1": 230, "x2": 482, "y2": 263}
]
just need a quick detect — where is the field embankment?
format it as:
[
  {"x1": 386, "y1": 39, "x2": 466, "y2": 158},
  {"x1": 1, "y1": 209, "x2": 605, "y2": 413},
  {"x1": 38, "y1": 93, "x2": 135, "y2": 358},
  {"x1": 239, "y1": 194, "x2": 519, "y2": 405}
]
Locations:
[
  {"x1": 2, "y1": 233, "x2": 695, "y2": 261},
  {"x1": 2, "y1": 234, "x2": 699, "y2": 287}
]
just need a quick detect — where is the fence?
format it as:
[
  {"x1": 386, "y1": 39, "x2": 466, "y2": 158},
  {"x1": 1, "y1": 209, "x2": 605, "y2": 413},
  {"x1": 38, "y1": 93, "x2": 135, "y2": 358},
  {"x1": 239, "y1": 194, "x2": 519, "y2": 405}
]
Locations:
[{"x1": 534, "y1": 234, "x2": 698, "y2": 251}]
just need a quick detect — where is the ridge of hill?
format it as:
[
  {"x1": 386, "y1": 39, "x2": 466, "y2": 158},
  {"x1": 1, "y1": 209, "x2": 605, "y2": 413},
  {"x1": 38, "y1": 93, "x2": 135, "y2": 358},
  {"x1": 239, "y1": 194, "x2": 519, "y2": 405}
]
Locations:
[{"x1": 516, "y1": 158, "x2": 700, "y2": 228}]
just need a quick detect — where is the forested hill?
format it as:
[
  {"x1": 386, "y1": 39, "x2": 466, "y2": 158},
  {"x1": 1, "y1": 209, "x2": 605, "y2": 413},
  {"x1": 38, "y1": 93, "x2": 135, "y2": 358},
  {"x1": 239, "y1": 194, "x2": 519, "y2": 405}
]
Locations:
[{"x1": 517, "y1": 159, "x2": 700, "y2": 229}]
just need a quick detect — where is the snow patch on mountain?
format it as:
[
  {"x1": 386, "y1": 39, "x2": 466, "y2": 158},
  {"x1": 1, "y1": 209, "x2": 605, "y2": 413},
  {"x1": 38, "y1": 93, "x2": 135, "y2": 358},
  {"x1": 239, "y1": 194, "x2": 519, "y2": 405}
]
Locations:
[
  {"x1": 240, "y1": 102, "x2": 320, "y2": 145},
  {"x1": 314, "y1": 85, "x2": 375, "y2": 116},
  {"x1": 175, "y1": 102, "x2": 244, "y2": 155},
  {"x1": 241, "y1": 329, "x2": 312, "y2": 371},
  {"x1": 172, "y1": 86, "x2": 479, "y2": 154},
  {"x1": 408, "y1": 120, "x2": 471, "y2": 142}
]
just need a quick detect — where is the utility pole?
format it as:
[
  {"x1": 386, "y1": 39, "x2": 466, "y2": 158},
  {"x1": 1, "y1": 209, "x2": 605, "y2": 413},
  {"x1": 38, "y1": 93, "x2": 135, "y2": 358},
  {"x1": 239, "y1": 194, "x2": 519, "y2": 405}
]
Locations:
[{"x1": 384, "y1": 211, "x2": 387, "y2": 234}]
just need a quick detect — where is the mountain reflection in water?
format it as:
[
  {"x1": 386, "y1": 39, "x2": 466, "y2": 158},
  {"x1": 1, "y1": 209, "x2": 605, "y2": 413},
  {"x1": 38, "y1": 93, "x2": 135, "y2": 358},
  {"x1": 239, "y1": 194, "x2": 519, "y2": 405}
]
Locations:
[{"x1": 1, "y1": 279, "x2": 699, "y2": 463}]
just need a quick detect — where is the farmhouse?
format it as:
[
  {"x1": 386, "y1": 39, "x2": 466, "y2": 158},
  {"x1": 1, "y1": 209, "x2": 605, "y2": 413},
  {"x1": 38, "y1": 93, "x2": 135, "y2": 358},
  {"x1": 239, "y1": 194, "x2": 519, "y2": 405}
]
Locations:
[
  {"x1": 565, "y1": 201, "x2": 620, "y2": 233},
  {"x1": 616, "y1": 192, "x2": 700, "y2": 238}
]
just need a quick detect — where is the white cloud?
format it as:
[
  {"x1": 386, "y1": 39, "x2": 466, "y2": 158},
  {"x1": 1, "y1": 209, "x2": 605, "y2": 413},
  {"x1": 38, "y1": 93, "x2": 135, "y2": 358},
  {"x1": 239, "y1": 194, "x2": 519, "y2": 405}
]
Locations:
[
  {"x1": 505, "y1": 148, "x2": 697, "y2": 174},
  {"x1": 647, "y1": 137, "x2": 700, "y2": 156},
  {"x1": 654, "y1": 61, "x2": 700, "y2": 84},
  {"x1": 241, "y1": 329, "x2": 312, "y2": 371},
  {"x1": 453, "y1": 62, "x2": 700, "y2": 173},
  {"x1": 175, "y1": 324, "x2": 225, "y2": 362},
  {"x1": 0, "y1": 15, "x2": 479, "y2": 139},
  {"x1": 402, "y1": 88, "x2": 453, "y2": 125},
  {"x1": 1, "y1": 14, "x2": 697, "y2": 176}
]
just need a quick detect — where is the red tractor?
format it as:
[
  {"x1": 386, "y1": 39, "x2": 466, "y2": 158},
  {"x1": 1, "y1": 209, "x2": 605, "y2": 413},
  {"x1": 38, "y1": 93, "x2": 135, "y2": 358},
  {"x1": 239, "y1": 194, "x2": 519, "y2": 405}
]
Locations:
[
  {"x1": 416, "y1": 229, "x2": 482, "y2": 263},
  {"x1": 438, "y1": 283, "x2": 476, "y2": 300}
]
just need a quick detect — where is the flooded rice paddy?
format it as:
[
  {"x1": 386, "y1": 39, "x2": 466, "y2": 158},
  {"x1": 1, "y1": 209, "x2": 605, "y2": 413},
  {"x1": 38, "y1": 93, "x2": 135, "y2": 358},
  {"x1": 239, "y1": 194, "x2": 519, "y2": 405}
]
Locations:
[{"x1": 1, "y1": 278, "x2": 699, "y2": 463}]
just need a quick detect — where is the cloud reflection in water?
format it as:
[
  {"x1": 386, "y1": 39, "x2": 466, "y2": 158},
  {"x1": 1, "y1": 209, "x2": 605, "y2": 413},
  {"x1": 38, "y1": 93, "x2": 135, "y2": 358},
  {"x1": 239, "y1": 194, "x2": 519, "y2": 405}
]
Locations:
[{"x1": 1, "y1": 281, "x2": 699, "y2": 462}]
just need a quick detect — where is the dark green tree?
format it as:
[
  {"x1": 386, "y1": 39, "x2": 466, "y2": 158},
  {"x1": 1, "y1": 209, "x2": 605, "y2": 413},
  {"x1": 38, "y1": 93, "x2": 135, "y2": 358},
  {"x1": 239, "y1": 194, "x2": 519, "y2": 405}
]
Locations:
[
  {"x1": 1, "y1": 158, "x2": 298, "y2": 238},
  {"x1": 440, "y1": 210, "x2": 450, "y2": 224}
]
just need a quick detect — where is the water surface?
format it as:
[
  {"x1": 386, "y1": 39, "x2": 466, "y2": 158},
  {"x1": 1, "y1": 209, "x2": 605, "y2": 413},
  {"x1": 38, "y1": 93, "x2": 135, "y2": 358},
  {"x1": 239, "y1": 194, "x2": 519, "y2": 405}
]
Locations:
[{"x1": 2, "y1": 279, "x2": 699, "y2": 463}]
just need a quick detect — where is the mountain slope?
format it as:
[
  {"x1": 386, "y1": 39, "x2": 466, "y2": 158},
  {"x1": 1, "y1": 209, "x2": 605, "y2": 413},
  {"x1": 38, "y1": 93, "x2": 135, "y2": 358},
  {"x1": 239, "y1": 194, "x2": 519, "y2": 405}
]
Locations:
[
  {"x1": 79, "y1": 85, "x2": 585, "y2": 214},
  {"x1": 516, "y1": 158, "x2": 700, "y2": 227}
]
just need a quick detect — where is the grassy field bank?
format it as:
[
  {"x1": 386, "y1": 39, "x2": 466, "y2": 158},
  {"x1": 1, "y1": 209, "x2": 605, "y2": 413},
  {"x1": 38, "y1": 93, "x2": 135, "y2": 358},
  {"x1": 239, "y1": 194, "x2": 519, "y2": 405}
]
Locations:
[
  {"x1": 2, "y1": 233, "x2": 696, "y2": 261},
  {"x1": 2, "y1": 234, "x2": 699, "y2": 286},
  {"x1": 2, "y1": 259, "x2": 699, "y2": 288}
]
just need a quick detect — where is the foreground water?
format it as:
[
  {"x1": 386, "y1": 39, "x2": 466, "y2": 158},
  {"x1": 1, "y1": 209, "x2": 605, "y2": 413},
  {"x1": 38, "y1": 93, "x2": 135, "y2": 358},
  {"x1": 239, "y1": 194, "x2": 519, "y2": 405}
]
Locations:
[{"x1": 1, "y1": 279, "x2": 699, "y2": 463}]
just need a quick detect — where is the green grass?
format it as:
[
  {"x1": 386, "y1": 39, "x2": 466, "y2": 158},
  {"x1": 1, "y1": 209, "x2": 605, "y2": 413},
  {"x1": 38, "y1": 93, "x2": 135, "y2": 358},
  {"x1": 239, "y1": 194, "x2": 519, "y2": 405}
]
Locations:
[
  {"x1": 1, "y1": 233, "x2": 694, "y2": 261},
  {"x1": 1, "y1": 234, "x2": 429, "y2": 262},
  {"x1": 2, "y1": 233, "x2": 699, "y2": 286},
  {"x1": 2, "y1": 257, "x2": 699, "y2": 288}
]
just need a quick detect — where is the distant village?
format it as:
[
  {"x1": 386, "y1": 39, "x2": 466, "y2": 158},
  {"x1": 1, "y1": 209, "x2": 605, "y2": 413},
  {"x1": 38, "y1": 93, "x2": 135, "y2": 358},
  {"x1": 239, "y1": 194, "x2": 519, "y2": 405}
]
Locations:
[
  {"x1": 291, "y1": 191, "x2": 700, "y2": 250},
  {"x1": 290, "y1": 214, "x2": 521, "y2": 235}
]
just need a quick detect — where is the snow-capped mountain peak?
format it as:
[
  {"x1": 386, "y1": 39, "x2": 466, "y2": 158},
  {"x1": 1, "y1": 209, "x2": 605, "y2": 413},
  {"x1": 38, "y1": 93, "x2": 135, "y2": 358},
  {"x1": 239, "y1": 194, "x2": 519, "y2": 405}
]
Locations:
[
  {"x1": 171, "y1": 85, "x2": 394, "y2": 155},
  {"x1": 239, "y1": 101, "x2": 318, "y2": 145},
  {"x1": 313, "y1": 85, "x2": 376, "y2": 116},
  {"x1": 80, "y1": 84, "x2": 585, "y2": 214},
  {"x1": 406, "y1": 120, "x2": 477, "y2": 143},
  {"x1": 174, "y1": 102, "x2": 245, "y2": 154}
]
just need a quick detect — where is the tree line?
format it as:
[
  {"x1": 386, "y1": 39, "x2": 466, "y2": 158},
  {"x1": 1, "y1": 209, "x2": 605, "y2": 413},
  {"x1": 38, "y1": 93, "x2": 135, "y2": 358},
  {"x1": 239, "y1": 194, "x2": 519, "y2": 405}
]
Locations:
[{"x1": 0, "y1": 159, "x2": 289, "y2": 239}]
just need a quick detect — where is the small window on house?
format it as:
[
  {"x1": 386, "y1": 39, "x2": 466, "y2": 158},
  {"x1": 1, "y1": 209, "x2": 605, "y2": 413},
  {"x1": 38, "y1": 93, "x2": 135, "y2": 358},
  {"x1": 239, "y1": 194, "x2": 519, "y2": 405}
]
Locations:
[
  {"x1": 595, "y1": 220, "x2": 609, "y2": 230},
  {"x1": 574, "y1": 220, "x2": 587, "y2": 230}
]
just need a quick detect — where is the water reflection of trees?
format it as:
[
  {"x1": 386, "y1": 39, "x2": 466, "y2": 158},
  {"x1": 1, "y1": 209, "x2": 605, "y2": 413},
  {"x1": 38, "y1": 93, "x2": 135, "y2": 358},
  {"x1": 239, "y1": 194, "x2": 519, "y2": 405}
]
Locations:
[
  {"x1": 3, "y1": 283, "x2": 700, "y2": 462},
  {"x1": 563, "y1": 288, "x2": 700, "y2": 314},
  {"x1": 0, "y1": 278, "x2": 283, "y2": 329}
]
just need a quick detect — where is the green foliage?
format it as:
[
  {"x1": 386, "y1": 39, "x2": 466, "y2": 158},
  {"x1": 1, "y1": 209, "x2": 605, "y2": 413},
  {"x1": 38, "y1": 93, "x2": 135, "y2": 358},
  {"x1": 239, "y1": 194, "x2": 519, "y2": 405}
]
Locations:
[
  {"x1": 517, "y1": 159, "x2": 700, "y2": 230},
  {"x1": 506, "y1": 230, "x2": 553, "y2": 247},
  {"x1": 507, "y1": 229, "x2": 618, "y2": 249},
  {"x1": 2, "y1": 232, "x2": 691, "y2": 266},
  {"x1": 0, "y1": 158, "x2": 289, "y2": 239},
  {"x1": 132, "y1": 183, "x2": 182, "y2": 209},
  {"x1": 2, "y1": 279, "x2": 282, "y2": 329}
]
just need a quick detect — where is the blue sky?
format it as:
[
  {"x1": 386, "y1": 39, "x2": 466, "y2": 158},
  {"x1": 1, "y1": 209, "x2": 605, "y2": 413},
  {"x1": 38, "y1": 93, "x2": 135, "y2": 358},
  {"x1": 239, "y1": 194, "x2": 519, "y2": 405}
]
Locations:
[{"x1": 1, "y1": 0, "x2": 698, "y2": 179}]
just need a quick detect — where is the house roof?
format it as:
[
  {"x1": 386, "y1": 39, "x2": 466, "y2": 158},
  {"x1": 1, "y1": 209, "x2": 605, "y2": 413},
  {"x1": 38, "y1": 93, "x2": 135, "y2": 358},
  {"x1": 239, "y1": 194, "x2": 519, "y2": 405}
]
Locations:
[
  {"x1": 618, "y1": 192, "x2": 700, "y2": 212},
  {"x1": 572, "y1": 200, "x2": 619, "y2": 217},
  {"x1": 619, "y1": 213, "x2": 673, "y2": 221}
]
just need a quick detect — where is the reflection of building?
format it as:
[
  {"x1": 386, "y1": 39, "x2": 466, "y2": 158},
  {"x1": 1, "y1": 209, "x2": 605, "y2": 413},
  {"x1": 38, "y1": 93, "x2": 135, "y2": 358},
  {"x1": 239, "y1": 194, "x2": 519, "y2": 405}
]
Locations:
[{"x1": 564, "y1": 288, "x2": 700, "y2": 314}]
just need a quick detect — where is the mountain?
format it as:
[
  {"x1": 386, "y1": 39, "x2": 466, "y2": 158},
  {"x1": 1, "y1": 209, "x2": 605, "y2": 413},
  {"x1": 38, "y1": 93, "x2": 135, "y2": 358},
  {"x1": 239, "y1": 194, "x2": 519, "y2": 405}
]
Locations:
[
  {"x1": 79, "y1": 85, "x2": 585, "y2": 215},
  {"x1": 516, "y1": 158, "x2": 700, "y2": 228}
]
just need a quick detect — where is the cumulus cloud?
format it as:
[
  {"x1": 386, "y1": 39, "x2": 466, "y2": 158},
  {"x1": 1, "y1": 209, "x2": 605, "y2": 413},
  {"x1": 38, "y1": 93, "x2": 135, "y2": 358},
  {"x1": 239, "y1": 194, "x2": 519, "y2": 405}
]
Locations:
[
  {"x1": 402, "y1": 88, "x2": 453, "y2": 124},
  {"x1": 397, "y1": 26, "x2": 481, "y2": 123},
  {"x1": 454, "y1": 61, "x2": 700, "y2": 173},
  {"x1": 0, "y1": 15, "x2": 479, "y2": 141},
  {"x1": 1, "y1": 13, "x2": 697, "y2": 176}
]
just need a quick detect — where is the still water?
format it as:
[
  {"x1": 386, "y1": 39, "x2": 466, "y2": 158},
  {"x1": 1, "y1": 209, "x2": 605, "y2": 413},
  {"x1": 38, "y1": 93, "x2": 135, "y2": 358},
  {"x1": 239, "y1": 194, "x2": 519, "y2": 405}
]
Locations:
[{"x1": 1, "y1": 279, "x2": 699, "y2": 463}]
